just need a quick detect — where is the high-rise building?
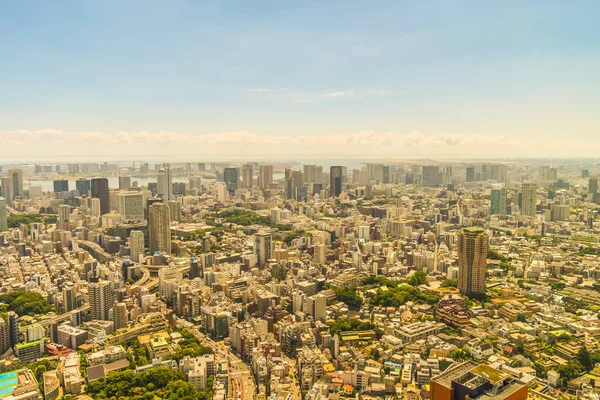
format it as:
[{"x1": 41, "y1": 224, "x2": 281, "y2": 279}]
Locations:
[
  {"x1": 8, "y1": 311, "x2": 19, "y2": 349},
  {"x1": 223, "y1": 168, "x2": 238, "y2": 193},
  {"x1": 118, "y1": 175, "x2": 132, "y2": 190},
  {"x1": 7, "y1": 168, "x2": 23, "y2": 200},
  {"x1": 589, "y1": 176, "x2": 599, "y2": 203},
  {"x1": 258, "y1": 164, "x2": 273, "y2": 190},
  {"x1": 422, "y1": 165, "x2": 443, "y2": 186},
  {"x1": 0, "y1": 319, "x2": 10, "y2": 355},
  {"x1": 306, "y1": 293, "x2": 327, "y2": 322},
  {"x1": 0, "y1": 178, "x2": 12, "y2": 204},
  {"x1": 53, "y1": 180, "x2": 69, "y2": 193},
  {"x1": 241, "y1": 163, "x2": 253, "y2": 189},
  {"x1": 91, "y1": 178, "x2": 110, "y2": 215},
  {"x1": 116, "y1": 192, "x2": 144, "y2": 221},
  {"x1": 114, "y1": 302, "x2": 128, "y2": 330},
  {"x1": 490, "y1": 188, "x2": 507, "y2": 215},
  {"x1": 0, "y1": 197, "x2": 7, "y2": 231},
  {"x1": 520, "y1": 182, "x2": 537, "y2": 217},
  {"x1": 89, "y1": 278, "x2": 115, "y2": 321},
  {"x1": 330, "y1": 166, "x2": 343, "y2": 197},
  {"x1": 254, "y1": 230, "x2": 273, "y2": 267},
  {"x1": 149, "y1": 203, "x2": 171, "y2": 254},
  {"x1": 457, "y1": 228, "x2": 489, "y2": 295},
  {"x1": 466, "y1": 167, "x2": 476, "y2": 182},
  {"x1": 76, "y1": 179, "x2": 91, "y2": 196},
  {"x1": 157, "y1": 165, "x2": 174, "y2": 201},
  {"x1": 129, "y1": 230, "x2": 145, "y2": 263},
  {"x1": 58, "y1": 204, "x2": 71, "y2": 231},
  {"x1": 62, "y1": 282, "x2": 78, "y2": 312}
]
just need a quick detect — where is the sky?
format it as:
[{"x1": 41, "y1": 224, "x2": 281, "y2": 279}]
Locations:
[{"x1": 1, "y1": 1, "x2": 599, "y2": 161}]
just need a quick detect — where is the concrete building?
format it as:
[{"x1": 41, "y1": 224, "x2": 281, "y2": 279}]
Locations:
[{"x1": 457, "y1": 228, "x2": 489, "y2": 295}]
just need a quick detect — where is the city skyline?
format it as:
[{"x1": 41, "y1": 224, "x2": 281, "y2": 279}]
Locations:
[{"x1": 2, "y1": 1, "x2": 599, "y2": 160}]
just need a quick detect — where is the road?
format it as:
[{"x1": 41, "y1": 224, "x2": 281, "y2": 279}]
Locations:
[
  {"x1": 19, "y1": 304, "x2": 90, "y2": 334},
  {"x1": 189, "y1": 328, "x2": 256, "y2": 400},
  {"x1": 281, "y1": 354, "x2": 302, "y2": 400}
]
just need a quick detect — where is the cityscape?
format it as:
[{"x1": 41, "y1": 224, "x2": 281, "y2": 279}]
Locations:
[
  {"x1": 2, "y1": 1, "x2": 600, "y2": 400},
  {"x1": 0, "y1": 161, "x2": 599, "y2": 400}
]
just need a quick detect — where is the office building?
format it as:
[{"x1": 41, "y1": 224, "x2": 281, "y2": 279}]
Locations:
[
  {"x1": 422, "y1": 165, "x2": 443, "y2": 186},
  {"x1": 457, "y1": 228, "x2": 489, "y2": 295},
  {"x1": 149, "y1": 203, "x2": 171, "y2": 254},
  {"x1": 118, "y1": 175, "x2": 132, "y2": 190},
  {"x1": 520, "y1": 182, "x2": 537, "y2": 217},
  {"x1": 58, "y1": 204, "x2": 71, "y2": 231},
  {"x1": 76, "y1": 179, "x2": 91, "y2": 196},
  {"x1": 590, "y1": 176, "x2": 599, "y2": 203},
  {"x1": 490, "y1": 188, "x2": 507, "y2": 215},
  {"x1": 0, "y1": 319, "x2": 10, "y2": 354},
  {"x1": 53, "y1": 180, "x2": 69, "y2": 193},
  {"x1": 91, "y1": 178, "x2": 110, "y2": 215},
  {"x1": 330, "y1": 166, "x2": 343, "y2": 197},
  {"x1": 258, "y1": 164, "x2": 273, "y2": 189},
  {"x1": 241, "y1": 163, "x2": 253, "y2": 189},
  {"x1": 7, "y1": 168, "x2": 23, "y2": 200},
  {"x1": 116, "y1": 192, "x2": 144, "y2": 221},
  {"x1": 429, "y1": 361, "x2": 528, "y2": 400},
  {"x1": 89, "y1": 278, "x2": 115, "y2": 321},
  {"x1": 0, "y1": 197, "x2": 7, "y2": 231},
  {"x1": 223, "y1": 168, "x2": 238, "y2": 193},
  {"x1": 254, "y1": 230, "x2": 273, "y2": 267},
  {"x1": 157, "y1": 165, "x2": 174, "y2": 201},
  {"x1": 129, "y1": 230, "x2": 145, "y2": 263}
]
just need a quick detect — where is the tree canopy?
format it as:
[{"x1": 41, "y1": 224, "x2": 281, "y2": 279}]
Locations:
[
  {"x1": 0, "y1": 290, "x2": 55, "y2": 316},
  {"x1": 86, "y1": 366, "x2": 213, "y2": 400}
]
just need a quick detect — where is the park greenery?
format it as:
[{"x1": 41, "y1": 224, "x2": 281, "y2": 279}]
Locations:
[
  {"x1": 220, "y1": 209, "x2": 272, "y2": 227},
  {"x1": 333, "y1": 286, "x2": 363, "y2": 309},
  {"x1": 0, "y1": 290, "x2": 55, "y2": 316},
  {"x1": 362, "y1": 271, "x2": 440, "y2": 308},
  {"x1": 327, "y1": 318, "x2": 383, "y2": 338},
  {"x1": 86, "y1": 366, "x2": 214, "y2": 400},
  {"x1": 171, "y1": 328, "x2": 214, "y2": 362}
]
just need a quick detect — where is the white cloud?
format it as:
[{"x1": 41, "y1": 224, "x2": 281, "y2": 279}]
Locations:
[
  {"x1": 0, "y1": 128, "x2": 594, "y2": 161},
  {"x1": 244, "y1": 88, "x2": 275, "y2": 92},
  {"x1": 321, "y1": 90, "x2": 355, "y2": 98}
]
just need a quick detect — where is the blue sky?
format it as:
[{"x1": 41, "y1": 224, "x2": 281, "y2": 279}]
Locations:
[{"x1": 1, "y1": 1, "x2": 599, "y2": 160}]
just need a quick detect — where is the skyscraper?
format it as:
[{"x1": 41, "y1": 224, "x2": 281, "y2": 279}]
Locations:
[
  {"x1": 242, "y1": 163, "x2": 253, "y2": 189},
  {"x1": 53, "y1": 179, "x2": 69, "y2": 193},
  {"x1": 224, "y1": 168, "x2": 238, "y2": 193},
  {"x1": 0, "y1": 178, "x2": 12, "y2": 204},
  {"x1": 422, "y1": 165, "x2": 443, "y2": 186},
  {"x1": 258, "y1": 164, "x2": 273, "y2": 190},
  {"x1": 7, "y1": 168, "x2": 23, "y2": 200},
  {"x1": 91, "y1": 178, "x2": 110, "y2": 215},
  {"x1": 254, "y1": 230, "x2": 273, "y2": 267},
  {"x1": 116, "y1": 192, "x2": 144, "y2": 221},
  {"x1": 58, "y1": 204, "x2": 71, "y2": 231},
  {"x1": 490, "y1": 188, "x2": 507, "y2": 215},
  {"x1": 157, "y1": 165, "x2": 174, "y2": 201},
  {"x1": 8, "y1": 311, "x2": 19, "y2": 349},
  {"x1": 119, "y1": 175, "x2": 132, "y2": 190},
  {"x1": 0, "y1": 197, "x2": 7, "y2": 231},
  {"x1": 589, "y1": 176, "x2": 599, "y2": 203},
  {"x1": 457, "y1": 227, "x2": 489, "y2": 295},
  {"x1": 149, "y1": 202, "x2": 171, "y2": 254},
  {"x1": 520, "y1": 182, "x2": 537, "y2": 217},
  {"x1": 129, "y1": 230, "x2": 145, "y2": 263},
  {"x1": 62, "y1": 282, "x2": 78, "y2": 312},
  {"x1": 330, "y1": 166, "x2": 343, "y2": 197},
  {"x1": 89, "y1": 278, "x2": 115, "y2": 321},
  {"x1": 76, "y1": 178, "x2": 91, "y2": 196}
]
